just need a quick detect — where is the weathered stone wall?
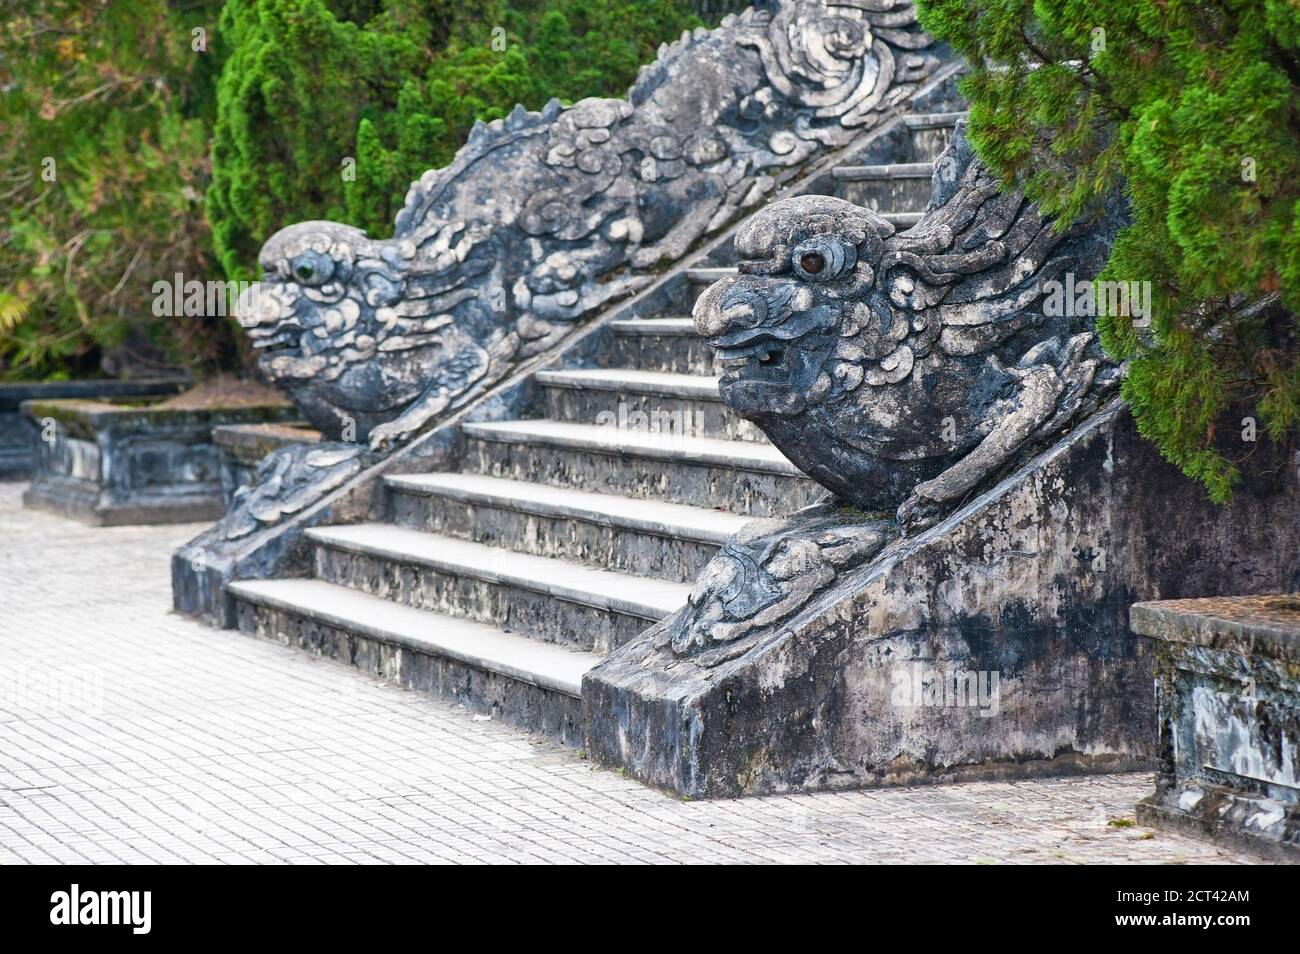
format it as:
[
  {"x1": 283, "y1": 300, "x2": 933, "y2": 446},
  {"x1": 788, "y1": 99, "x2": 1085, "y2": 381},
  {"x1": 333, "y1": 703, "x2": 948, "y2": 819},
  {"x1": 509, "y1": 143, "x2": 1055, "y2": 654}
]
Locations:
[{"x1": 583, "y1": 404, "x2": 1300, "y2": 797}]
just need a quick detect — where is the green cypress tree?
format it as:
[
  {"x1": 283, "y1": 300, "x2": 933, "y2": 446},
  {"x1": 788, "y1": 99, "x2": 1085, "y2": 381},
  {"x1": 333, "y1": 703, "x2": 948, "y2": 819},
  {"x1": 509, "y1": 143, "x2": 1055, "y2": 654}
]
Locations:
[
  {"x1": 206, "y1": 0, "x2": 425, "y2": 280},
  {"x1": 0, "y1": 0, "x2": 229, "y2": 378},
  {"x1": 344, "y1": 118, "x2": 402, "y2": 231},
  {"x1": 917, "y1": 0, "x2": 1300, "y2": 501},
  {"x1": 207, "y1": 0, "x2": 709, "y2": 278}
]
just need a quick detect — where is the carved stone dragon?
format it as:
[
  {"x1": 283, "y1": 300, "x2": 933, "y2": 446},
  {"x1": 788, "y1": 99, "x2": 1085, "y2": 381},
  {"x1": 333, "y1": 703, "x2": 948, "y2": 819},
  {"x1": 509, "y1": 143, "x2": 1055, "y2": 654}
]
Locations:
[
  {"x1": 234, "y1": 0, "x2": 944, "y2": 454},
  {"x1": 693, "y1": 123, "x2": 1125, "y2": 528},
  {"x1": 673, "y1": 122, "x2": 1126, "y2": 660}
]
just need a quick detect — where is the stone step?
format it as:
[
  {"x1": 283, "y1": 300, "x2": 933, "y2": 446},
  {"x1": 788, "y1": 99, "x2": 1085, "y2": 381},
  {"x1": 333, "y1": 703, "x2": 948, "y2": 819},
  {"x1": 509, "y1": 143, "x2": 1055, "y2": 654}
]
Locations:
[
  {"x1": 605, "y1": 318, "x2": 716, "y2": 375},
  {"x1": 608, "y1": 317, "x2": 698, "y2": 336},
  {"x1": 832, "y1": 162, "x2": 936, "y2": 180},
  {"x1": 903, "y1": 111, "x2": 968, "y2": 162},
  {"x1": 534, "y1": 367, "x2": 765, "y2": 443},
  {"x1": 228, "y1": 578, "x2": 597, "y2": 743},
  {"x1": 537, "y1": 367, "x2": 720, "y2": 400},
  {"x1": 461, "y1": 418, "x2": 817, "y2": 516},
  {"x1": 883, "y1": 210, "x2": 924, "y2": 229},
  {"x1": 686, "y1": 267, "x2": 737, "y2": 284},
  {"x1": 902, "y1": 111, "x2": 969, "y2": 130},
  {"x1": 833, "y1": 162, "x2": 935, "y2": 214},
  {"x1": 306, "y1": 523, "x2": 688, "y2": 653},
  {"x1": 385, "y1": 472, "x2": 751, "y2": 583}
]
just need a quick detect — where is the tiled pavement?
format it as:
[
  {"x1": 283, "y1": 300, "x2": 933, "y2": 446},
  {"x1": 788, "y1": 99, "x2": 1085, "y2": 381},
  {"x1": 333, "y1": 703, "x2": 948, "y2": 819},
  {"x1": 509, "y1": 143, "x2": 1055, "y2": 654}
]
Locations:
[{"x1": 0, "y1": 483, "x2": 1256, "y2": 864}]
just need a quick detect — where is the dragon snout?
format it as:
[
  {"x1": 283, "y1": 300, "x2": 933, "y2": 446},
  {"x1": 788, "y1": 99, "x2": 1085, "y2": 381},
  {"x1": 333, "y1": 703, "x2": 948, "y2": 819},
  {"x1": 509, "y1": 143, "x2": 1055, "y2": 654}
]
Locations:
[
  {"x1": 692, "y1": 276, "x2": 803, "y2": 397},
  {"x1": 234, "y1": 282, "x2": 306, "y2": 358},
  {"x1": 692, "y1": 276, "x2": 773, "y2": 338},
  {"x1": 234, "y1": 282, "x2": 286, "y2": 330}
]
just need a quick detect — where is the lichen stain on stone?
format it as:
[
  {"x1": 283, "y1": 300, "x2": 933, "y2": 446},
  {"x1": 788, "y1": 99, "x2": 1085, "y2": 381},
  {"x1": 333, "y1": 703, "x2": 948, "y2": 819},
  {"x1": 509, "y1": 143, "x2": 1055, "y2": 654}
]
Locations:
[{"x1": 756, "y1": 639, "x2": 802, "y2": 693}]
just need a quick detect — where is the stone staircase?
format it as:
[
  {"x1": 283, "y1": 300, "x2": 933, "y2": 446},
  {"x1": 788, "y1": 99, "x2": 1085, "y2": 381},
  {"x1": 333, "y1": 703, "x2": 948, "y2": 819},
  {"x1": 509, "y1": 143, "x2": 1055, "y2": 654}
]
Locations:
[{"x1": 228, "y1": 109, "x2": 966, "y2": 745}]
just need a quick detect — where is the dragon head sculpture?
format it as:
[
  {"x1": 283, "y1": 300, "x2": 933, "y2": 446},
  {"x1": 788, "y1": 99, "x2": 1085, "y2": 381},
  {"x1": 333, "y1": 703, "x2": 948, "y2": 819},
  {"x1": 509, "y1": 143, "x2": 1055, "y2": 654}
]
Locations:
[
  {"x1": 235, "y1": 218, "x2": 509, "y2": 450},
  {"x1": 230, "y1": 0, "x2": 947, "y2": 454},
  {"x1": 694, "y1": 125, "x2": 1126, "y2": 527}
]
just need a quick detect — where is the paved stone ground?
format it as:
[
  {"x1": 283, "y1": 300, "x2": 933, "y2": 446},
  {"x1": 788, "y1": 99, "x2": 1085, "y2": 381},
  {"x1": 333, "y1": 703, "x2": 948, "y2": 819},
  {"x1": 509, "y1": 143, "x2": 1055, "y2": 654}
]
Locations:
[{"x1": 0, "y1": 483, "x2": 1256, "y2": 865}]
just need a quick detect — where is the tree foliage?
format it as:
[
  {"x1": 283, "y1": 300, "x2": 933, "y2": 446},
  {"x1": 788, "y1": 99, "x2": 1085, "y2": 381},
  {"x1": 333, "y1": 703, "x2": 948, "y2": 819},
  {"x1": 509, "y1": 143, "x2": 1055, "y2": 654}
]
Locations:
[
  {"x1": 207, "y1": 0, "x2": 709, "y2": 281},
  {"x1": 1, "y1": 1, "x2": 706, "y2": 378},
  {"x1": 916, "y1": 0, "x2": 1300, "y2": 500},
  {"x1": 0, "y1": 0, "x2": 229, "y2": 380}
]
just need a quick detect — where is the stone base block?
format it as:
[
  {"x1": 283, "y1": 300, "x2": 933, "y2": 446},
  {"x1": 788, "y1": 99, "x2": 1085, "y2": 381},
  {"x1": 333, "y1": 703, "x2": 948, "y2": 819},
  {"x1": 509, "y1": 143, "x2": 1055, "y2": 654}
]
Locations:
[
  {"x1": 22, "y1": 395, "x2": 295, "y2": 526},
  {"x1": 235, "y1": 598, "x2": 584, "y2": 744},
  {"x1": 22, "y1": 476, "x2": 225, "y2": 526},
  {"x1": 0, "y1": 378, "x2": 186, "y2": 480},
  {"x1": 1131, "y1": 594, "x2": 1300, "y2": 861},
  {"x1": 583, "y1": 407, "x2": 1300, "y2": 797},
  {"x1": 1137, "y1": 784, "x2": 1298, "y2": 863}
]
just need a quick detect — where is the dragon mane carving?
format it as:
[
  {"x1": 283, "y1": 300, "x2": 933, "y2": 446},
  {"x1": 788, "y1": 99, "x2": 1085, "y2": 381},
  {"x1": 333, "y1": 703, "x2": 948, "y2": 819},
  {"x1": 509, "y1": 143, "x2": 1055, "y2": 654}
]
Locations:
[
  {"x1": 672, "y1": 122, "x2": 1127, "y2": 661},
  {"x1": 235, "y1": 0, "x2": 944, "y2": 452},
  {"x1": 660, "y1": 507, "x2": 893, "y2": 665}
]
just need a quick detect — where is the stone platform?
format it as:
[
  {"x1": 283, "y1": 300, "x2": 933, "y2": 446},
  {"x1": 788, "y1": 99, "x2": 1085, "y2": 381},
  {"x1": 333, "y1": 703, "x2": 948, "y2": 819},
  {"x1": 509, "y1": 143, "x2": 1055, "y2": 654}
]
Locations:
[
  {"x1": 0, "y1": 378, "x2": 185, "y2": 479},
  {"x1": 22, "y1": 395, "x2": 295, "y2": 526},
  {"x1": 1133, "y1": 595, "x2": 1300, "y2": 862}
]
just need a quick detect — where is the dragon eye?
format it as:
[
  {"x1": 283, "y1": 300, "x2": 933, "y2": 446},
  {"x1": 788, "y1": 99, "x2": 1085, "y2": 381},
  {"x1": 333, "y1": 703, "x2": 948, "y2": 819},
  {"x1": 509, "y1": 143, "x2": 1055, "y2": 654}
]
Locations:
[
  {"x1": 791, "y1": 239, "x2": 853, "y2": 281},
  {"x1": 288, "y1": 250, "x2": 332, "y2": 286},
  {"x1": 799, "y1": 252, "x2": 825, "y2": 274}
]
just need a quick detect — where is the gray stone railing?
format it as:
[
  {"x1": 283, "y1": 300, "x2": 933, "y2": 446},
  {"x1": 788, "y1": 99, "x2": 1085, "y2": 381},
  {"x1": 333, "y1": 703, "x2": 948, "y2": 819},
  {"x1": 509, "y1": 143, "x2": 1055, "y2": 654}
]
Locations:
[
  {"x1": 582, "y1": 128, "x2": 1300, "y2": 797},
  {"x1": 234, "y1": 0, "x2": 948, "y2": 453},
  {"x1": 174, "y1": 0, "x2": 962, "y2": 625}
]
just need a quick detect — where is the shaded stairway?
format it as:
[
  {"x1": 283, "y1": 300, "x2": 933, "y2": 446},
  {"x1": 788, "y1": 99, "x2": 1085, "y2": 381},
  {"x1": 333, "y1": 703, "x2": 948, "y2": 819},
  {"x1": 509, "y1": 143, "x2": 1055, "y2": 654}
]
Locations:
[{"x1": 228, "y1": 110, "x2": 967, "y2": 744}]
